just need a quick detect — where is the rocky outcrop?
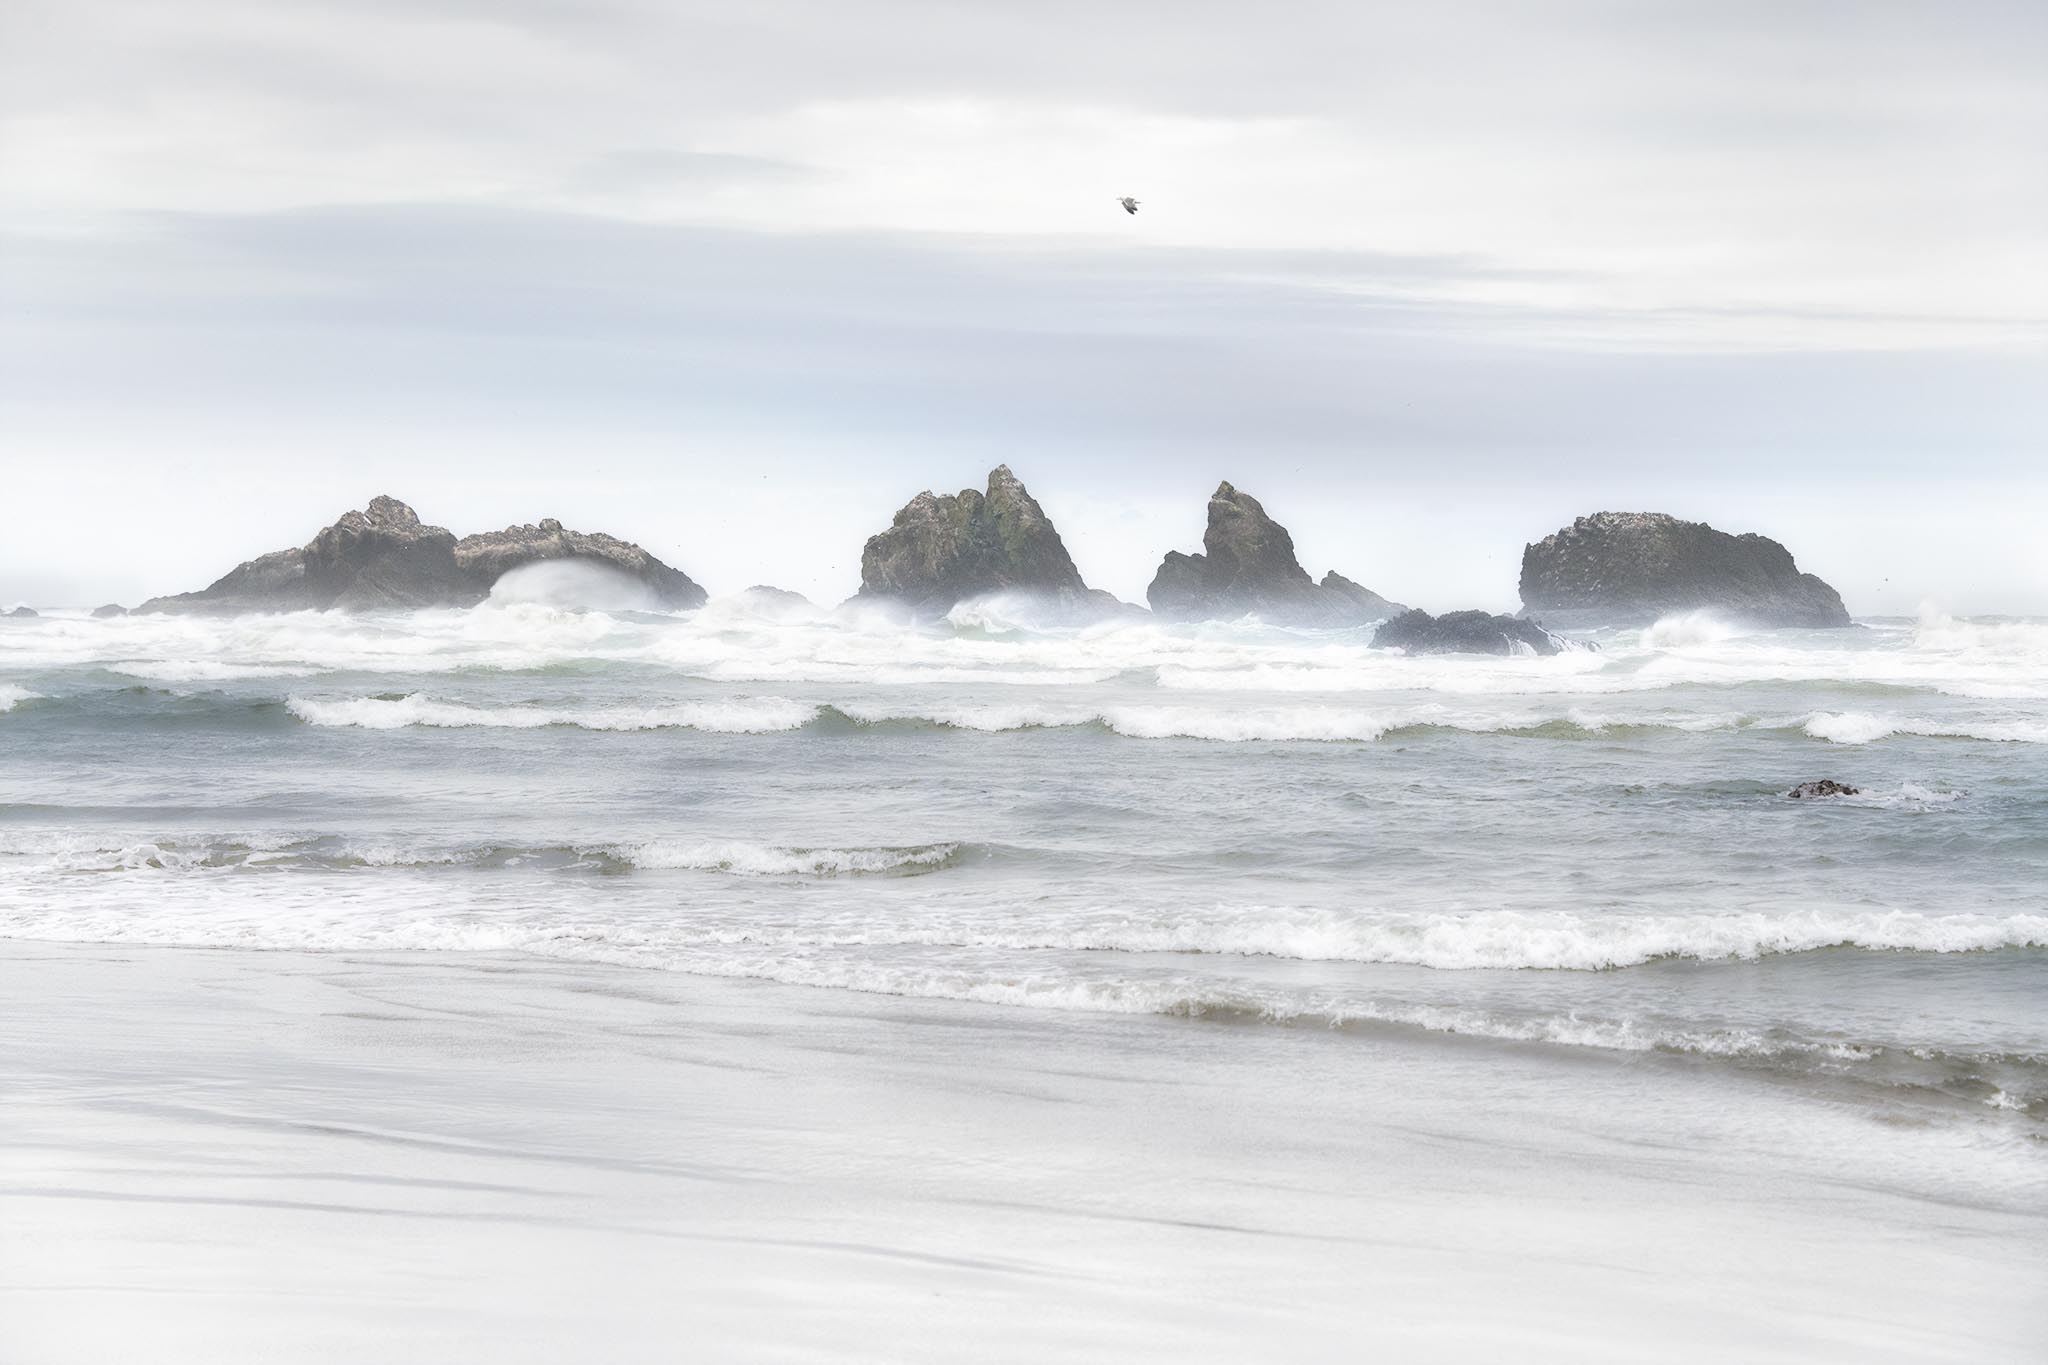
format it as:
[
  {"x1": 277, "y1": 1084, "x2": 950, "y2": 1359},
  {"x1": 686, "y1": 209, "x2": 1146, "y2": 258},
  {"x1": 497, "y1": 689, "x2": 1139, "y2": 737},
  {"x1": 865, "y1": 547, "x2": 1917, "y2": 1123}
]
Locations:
[
  {"x1": 1371, "y1": 608, "x2": 1570, "y2": 657},
  {"x1": 5, "y1": 606, "x2": 35, "y2": 618},
  {"x1": 454, "y1": 519, "x2": 705, "y2": 609},
  {"x1": 1520, "y1": 512, "x2": 1850, "y2": 628},
  {"x1": 140, "y1": 496, "x2": 702, "y2": 614},
  {"x1": 1147, "y1": 483, "x2": 1404, "y2": 626},
  {"x1": 140, "y1": 497, "x2": 463, "y2": 613},
  {"x1": 89, "y1": 604, "x2": 127, "y2": 618},
  {"x1": 1787, "y1": 780, "x2": 1859, "y2": 799},
  {"x1": 857, "y1": 466, "x2": 1126, "y2": 618}
]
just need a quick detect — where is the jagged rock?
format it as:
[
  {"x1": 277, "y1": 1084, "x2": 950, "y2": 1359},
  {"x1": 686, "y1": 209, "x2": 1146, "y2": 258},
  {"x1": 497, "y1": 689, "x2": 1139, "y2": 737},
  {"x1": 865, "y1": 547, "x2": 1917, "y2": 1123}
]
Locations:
[
  {"x1": 1787, "y1": 780, "x2": 1860, "y2": 799},
  {"x1": 1372, "y1": 608, "x2": 1570, "y2": 656},
  {"x1": 5, "y1": 606, "x2": 36, "y2": 618},
  {"x1": 1520, "y1": 512, "x2": 1850, "y2": 628},
  {"x1": 454, "y1": 519, "x2": 705, "y2": 609},
  {"x1": 1147, "y1": 483, "x2": 1404, "y2": 626},
  {"x1": 139, "y1": 496, "x2": 464, "y2": 613},
  {"x1": 140, "y1": 496, "x2": 702, "y2": 615},
  {"x1": 89, "y1": 604, "x2": 127, "y2": 618},
  {"x1": 1319, "y1": 571, "x2": 1404, "y2": 621},
  {"x1": 857, "y1": 466, "x2": 1124, "y2": 618}
]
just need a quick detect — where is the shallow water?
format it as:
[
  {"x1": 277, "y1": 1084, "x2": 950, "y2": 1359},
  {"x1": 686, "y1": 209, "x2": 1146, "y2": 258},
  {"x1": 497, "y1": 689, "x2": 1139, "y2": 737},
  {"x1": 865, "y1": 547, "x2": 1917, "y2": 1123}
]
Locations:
[{"x1": 3, "y1": 597, "x2": 2045, "y2": 1132}]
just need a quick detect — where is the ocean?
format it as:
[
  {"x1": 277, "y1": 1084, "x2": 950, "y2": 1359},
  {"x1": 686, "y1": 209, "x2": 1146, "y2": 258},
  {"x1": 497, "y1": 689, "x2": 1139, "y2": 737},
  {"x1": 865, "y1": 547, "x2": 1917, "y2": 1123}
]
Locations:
[{"x1": 3, "y1": 592, "x2": 2043, "y2": 1142}]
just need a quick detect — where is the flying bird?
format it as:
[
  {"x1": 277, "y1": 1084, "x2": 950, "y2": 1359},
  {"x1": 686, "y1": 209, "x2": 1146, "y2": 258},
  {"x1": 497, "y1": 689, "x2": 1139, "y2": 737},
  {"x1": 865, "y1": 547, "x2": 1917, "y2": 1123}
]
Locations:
[{"x1": 1117, "y1": 196, "x2": 1140, "y2": 215}]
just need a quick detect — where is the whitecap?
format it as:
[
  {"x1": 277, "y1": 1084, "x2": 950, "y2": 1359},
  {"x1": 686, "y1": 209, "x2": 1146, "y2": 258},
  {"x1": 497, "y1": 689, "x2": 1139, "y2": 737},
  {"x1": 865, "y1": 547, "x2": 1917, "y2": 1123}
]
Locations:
[{"x1": 286, "y1": 692, "x2": 816, "y2": 733}]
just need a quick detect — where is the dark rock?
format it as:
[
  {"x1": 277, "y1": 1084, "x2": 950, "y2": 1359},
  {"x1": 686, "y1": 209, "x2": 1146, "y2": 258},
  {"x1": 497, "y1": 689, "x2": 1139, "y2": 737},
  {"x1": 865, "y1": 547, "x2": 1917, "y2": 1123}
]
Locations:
[
  {"x1": 144, "y1": 546, "x2": 313, "y2": 615},
  {"x1": 1147, "y1": 482, "x2": 1405, "y2": 626},
  {"x1": 140, "y1": 497, "x2": 703, "y2": 615},
  {"x1": 1520, "y1": 512, "x2": 1850, "y2": 628},
  {"x1": 1372, "y1": 608, "x2": 1572, "y2": 657},
  {"x1": 857, "y1": 466, "x2": 1121, "y2": 618},
  {"x1": 5, "y1": 606, "x2": 35, "y2": 618},
  {"x1": 454, "y1": 518, "x2": 705, "y2": 609},
  {"x1": 89, "y1": 604, "x2": 127, "y2": 618},
  {"x1": 1787, "y1": 780, "x2": 1860, "y2": 799},
  {"x1": 140, "y1": 496, "x2": 466, "y2": 613}
]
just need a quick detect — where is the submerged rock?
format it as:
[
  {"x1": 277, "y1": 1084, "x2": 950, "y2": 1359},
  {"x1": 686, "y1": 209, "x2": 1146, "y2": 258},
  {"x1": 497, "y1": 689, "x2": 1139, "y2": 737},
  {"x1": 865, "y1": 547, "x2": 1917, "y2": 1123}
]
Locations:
[
  {"x1": 1371, "y1": 608, "x2": 1570, "y2": 657},
  {"x1": 140, "y1": 497, "x2": 702, "y2": 614},
  {"x1": 1147, "y1": 482, "x2": 1405, "y2": 626},
  {"x1": 455, "y1": 519, "x2": 705, "y2": 610},
  {"x1": 89, "y1": 604, "x2": 127, "y2": 618},
  {"x1": 857, "y1": 466, "x2": 1127, "y2": 619},
  {"x1": 1787, "y1": 780, "x2": 1860, "y2": 799},
  {"x1": 1520, "y1": 512, "x2": 1850, "y2": 628}
]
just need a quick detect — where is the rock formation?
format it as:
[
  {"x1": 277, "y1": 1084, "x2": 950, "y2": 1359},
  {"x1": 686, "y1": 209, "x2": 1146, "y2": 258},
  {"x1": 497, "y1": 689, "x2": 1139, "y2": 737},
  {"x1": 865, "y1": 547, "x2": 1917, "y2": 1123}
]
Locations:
[
  {"x1": 139, "y1": 496, "x2": 702, "y2": 614},
  {"x1": 857, "y1": 466, "x2": 1128, "y2": 618},
  {"x1": 1520, "y1": 512, "x2": 1850, "y2": 628},
  {"x1": 1787, "y1": 780, "x2": 1859, "y2": 799},
  {"x1": 1147, "y1": 483, "x2": 1404, "y2": 626},
  {"x1": 5, "y1": 606, "x2": 35, "y2": 618},
  {"x1": 455, "y1": 519, "x2": 705, "y2": 609},
  {"x1": 89, "y1": 604, "x2": 127, "y2": 618},
  {"x1": 1371, "y1": 608, "x2": 1570, "y2": 657}
]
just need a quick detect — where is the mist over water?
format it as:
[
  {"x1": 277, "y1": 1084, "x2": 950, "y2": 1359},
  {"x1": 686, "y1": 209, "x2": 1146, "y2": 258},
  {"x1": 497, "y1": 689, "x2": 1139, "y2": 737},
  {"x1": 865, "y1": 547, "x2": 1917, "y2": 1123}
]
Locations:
[{"x1": 3, "y1": 597, "x2": 2045, "y2": 1131}]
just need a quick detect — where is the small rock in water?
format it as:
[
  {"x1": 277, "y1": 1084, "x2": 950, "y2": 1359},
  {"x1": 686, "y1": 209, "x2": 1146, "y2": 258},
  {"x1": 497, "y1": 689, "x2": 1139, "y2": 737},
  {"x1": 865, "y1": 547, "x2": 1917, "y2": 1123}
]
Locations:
[
  {"x1": 5, "y1": 606, "x2": 36, "y2": 618},
  {"x1": 1787, "y1": 779, "x2": 1859, "y2": 799},
  {"x1": 1371, "y1": 608, "x2": 1570, "y2": 657},
  {"x1": 90, "y1": 603, "x2": 128, "y2": 618}
]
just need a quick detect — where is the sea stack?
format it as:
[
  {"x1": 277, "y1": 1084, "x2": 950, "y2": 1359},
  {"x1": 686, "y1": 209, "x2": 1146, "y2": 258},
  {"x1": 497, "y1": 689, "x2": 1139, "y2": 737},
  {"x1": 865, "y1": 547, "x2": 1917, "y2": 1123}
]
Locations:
[
  {"x1": 1147, "y1": 482, "x2": 1404, "y2": 627},
  {"x1": 138, "y1": 496, "x2": 702, "y2": 614},
  {"x1": 1519, "y1": 512, "x2": 1850, "y2": 628},
  {"x1": 454, "y1": 519, "x2": 706, "y2": 609},
  {"x1": 857, "y1": 466, "x2": 1130, "y2": 619},
  {"x1": 1371, "y1": 608, "x2": 1569, "y2": 657}
]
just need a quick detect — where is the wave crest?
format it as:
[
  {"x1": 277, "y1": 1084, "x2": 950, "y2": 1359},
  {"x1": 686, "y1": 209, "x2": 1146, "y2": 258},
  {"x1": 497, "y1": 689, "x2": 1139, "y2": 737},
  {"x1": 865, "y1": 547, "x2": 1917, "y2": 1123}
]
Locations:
[{"x1": 286, "y1": 692, "x2": 815, "y2": 732}]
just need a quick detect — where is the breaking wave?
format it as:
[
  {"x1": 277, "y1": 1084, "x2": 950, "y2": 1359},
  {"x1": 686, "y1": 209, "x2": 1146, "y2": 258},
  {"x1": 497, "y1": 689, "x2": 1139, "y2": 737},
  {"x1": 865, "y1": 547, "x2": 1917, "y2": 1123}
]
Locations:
[
  {"x1": 1802, "y1": 711, "x2": 2048, "y2": 745},
  {"x1": 0, "y1": 684, "x2": 37, "y2": 713},
  {"x1": 0, "y1": 832, "x2": 970, "y2": 879},
  {"x1": 1641, "y1": 611, "x2": 1744, "y2": 649},
  {"x1": 286, "y1": 692, "x2": 816, "y2": 732}
]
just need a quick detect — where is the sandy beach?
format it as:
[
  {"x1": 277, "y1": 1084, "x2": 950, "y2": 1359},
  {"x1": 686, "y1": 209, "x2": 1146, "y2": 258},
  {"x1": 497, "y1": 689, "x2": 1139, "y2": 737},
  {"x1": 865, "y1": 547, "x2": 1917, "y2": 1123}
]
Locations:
[{"x1": 3, "y1": 940, "x2": 2040, "y2": 1363}]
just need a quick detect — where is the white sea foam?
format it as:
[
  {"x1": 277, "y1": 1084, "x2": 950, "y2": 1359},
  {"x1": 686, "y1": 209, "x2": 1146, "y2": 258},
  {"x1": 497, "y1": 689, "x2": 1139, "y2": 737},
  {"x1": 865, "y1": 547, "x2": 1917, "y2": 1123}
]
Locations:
[
  {"x1": 7, "y1": 602, "x2": 2048, "y2": 708},
  {"x1": 0, "y1": 831, "x2": 964, "y2": 879},
  {"x1": 1802, "y1": 711, "x2": 2048, "y2": 745},
  {"x1": 286, "y1": 692, "x2": 817, "y2": 732},
  {"x1": 618, "y1": 840, "x2": 960, "y2": 876},
  {"x1": 108, "y1": 660, "x2": 316, "y2": 681},
  {"x1": 484, "y1": 560, "x2": 666, "y2": 613},
  {"x1": 630, "y1": 907, "x2": 2048, "y2": 970},
  {"x1": 1641, "y1": 611, "x2": 1744, "y2": 649},
  {"x1": 1840, "y1": 782, "x2": 1969, "y2": 810},
  {"x1": 0, "y1": 684, "x2": 36, "y2": 712}
]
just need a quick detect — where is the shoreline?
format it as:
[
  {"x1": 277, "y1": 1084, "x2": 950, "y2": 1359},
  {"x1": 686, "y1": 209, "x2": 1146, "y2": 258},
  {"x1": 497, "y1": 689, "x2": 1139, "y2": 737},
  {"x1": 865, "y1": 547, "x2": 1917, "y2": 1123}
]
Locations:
[{"x1": 3, "y1": 940, "x2": 2042, "y2": 1362}]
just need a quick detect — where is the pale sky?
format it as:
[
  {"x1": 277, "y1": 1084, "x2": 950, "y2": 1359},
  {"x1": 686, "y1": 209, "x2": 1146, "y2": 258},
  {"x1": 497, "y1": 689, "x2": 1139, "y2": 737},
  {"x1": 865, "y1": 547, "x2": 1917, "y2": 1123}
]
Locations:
[{"x1": 2, "y1": 0, "x2": 2044, "y2": 612}]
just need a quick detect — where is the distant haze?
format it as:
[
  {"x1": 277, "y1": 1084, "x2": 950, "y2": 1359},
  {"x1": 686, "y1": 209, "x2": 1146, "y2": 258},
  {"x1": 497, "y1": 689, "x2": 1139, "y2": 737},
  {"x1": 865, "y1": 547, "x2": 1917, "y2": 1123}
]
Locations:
[{"x1": 2, "y1": 1, "x2": 2043, "y2": 613}]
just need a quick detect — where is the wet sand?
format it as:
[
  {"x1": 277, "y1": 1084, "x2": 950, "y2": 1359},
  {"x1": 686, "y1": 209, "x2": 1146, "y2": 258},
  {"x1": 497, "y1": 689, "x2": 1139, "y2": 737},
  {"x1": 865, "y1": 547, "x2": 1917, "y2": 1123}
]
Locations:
[{"x1": 1, "y1": 941, "x2": 2041, "y2": 1362}]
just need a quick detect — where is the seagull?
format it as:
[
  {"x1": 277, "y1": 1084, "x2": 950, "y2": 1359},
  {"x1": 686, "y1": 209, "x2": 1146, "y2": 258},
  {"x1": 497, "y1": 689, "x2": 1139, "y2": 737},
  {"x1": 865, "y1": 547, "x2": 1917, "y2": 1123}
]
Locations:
[{"x1": 1117, "y1": 196, "x2": 1140, "y2": 215}]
